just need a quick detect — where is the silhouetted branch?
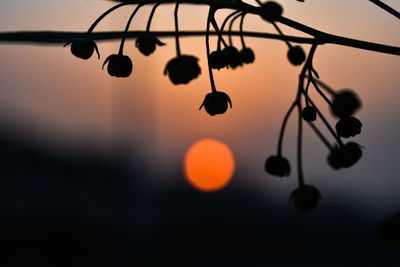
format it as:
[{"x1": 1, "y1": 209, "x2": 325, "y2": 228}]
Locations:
[
  {"x1": 0, "y1": 31, "x2": 399, "y2": 55},
  {"x1": 106, "y1": 1, "x2": 399, "y2": 53}
]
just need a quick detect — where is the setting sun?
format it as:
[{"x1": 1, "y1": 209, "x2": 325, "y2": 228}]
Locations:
[{"x1": 183, "y1": 139, "x2": 235, "y2": 192}]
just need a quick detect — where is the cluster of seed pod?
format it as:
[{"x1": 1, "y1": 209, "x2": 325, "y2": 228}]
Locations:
[
  {"x1": 264, "y1": 42, "x2": 363, "y2": 212},
  {"x1": 65, "y1": 1, "x2": 306, "y2": 116},
  {"x1": 65, "y1": 1, "x2": 364, "y2": 212}
]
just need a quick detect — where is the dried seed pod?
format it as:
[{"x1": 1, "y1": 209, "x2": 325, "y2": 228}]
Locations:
[
  {"x1": 265, "y1": 155, "x2": 291, "y2": 177},
  {"x1": 222, "y1": 46, "x2": 243, "y2": 69},
  {"x1": 290, "y1": 185, "x2": 322, "y2": 212},
  {"x1": 135, "y1": 36, "x2": 165, "y2": 56},
  {"x1": 336, "y1": 117, "x2": 362, "y2": 138},
  {"x1": 302, "y1": 106, "x2": 317, "y2": 122},
  {"x1": 70, "y1": 40, "x2": 99, "y2": 60},
  {"x1": 199, "y1": 91, "x2": 232, "y2": 116},
  {"x1": 240, "y1": 47, "x2": 255, "y2": 64},
  {"x1": 164, "y1": 55, "x2": 201, "y2": 85},
  {"x1": 331, "y1": 90, "x2": 361, "y2": 118},
  {"x1": 287, "y1": 46, "x2": 306, "y2": 66},
  {"x1": 259, "y1": 1, "x2": 283, "y2": 22},
  {"x1": 102, "y1": 54, "x2": 133, "y2": 78}
]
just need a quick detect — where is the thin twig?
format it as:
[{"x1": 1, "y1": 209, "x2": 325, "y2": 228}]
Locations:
[
  {"x1": 119, "y1": 5, "x2": 142, "y2": 55},
  {"x1": 174, "y1": 2, "x2": 181, "y2": 56},
  {"x1": 369, "y1": 0, "x2": 400, "y2": 20},
  {"x1": 88, "y1": 2, "x2": 133, "y2": 33},
  {"x1": 297, "y1": 98, "x2": 305, "y2": 187},
  {"x1": 277, "y1": 102, "x2": 296, "y2": 156},
  {"x1": 206, "y1": 8, "x2": 218, "y2": 93},
  {"x1": 211, "y1": 18, "x2": 228, "y2": 48},
  {"x1": 146, "y1": 3, "x2": 161, "y2": 32},
  {"x1": 228, "y1": 12, "x2": 243, "y2": 46},
  {"x1": 295, "y1": 43, "x2": 319, "y2": 187},
  {"x1": 304, "y1": 94, "x2": 343, "y2": 146},
  {"x1": 307, "y1": 77, "x2": 336, "y2": 95},
  {"x1": 307, "y1": 121, "x2": 334, "y2": 151},
  {"x1": 309, "y1": 74, "x2": 333, "y2": 107},
  {"x1": 272, "y1": 21, "x2": 291, "y2": 48},
  {"x1": 239, "y1": 13, "x2": 247, "y2": 48},
  {"x1": 217, "y1": 10, "x2": 242, "y2": 50}
]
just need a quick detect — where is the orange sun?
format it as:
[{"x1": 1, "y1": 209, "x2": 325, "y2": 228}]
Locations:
[{"x1": 183, "y1": 139, "x2": 235, "y2": 192}]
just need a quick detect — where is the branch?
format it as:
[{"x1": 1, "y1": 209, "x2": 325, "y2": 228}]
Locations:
[
  {"x1": 0, "y1": 31, "x2": 399, "y2": 55},
  {"x1": 0, "y1": 0, "x2": 398, "y2": 56},
  {"x1": 369, "y1": 0, "x2": 400, "y2": 20}
]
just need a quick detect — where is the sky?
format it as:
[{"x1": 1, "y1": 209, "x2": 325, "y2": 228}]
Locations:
[{"x1": 0, "y1": 0, "x2": 400, "y2": 219}]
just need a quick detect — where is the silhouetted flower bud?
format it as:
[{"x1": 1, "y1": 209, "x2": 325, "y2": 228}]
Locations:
[
  {"x1": 209, "y1": 50, "x2": 228, "y2": 70},
  {"x1": 240, "y1": 47, "x2": 255, "y2": 64},
  {"x1": 70, "y1": 40, "x2": 99, "y2": 60},
  {"x1": 135, "y1": 36, "x2": 165, "y2": 56},
  {"x1": 199, "y1": 91, "x2": 232, "y2": 116},
  {"x1": 302, "y1": 106, "x2": 316, "y2": 122},
  {"x1": 331, "y1": 90, "x2": 361, "y2": 118},
  {"x1": 340, "y1": 142, "x2": 363, "y2": 168},
  {"x1": 223, "y1": 46, "x2": 243, "y2": 69},
  {"x1": 327, "y1": 147, "x2": 343, "y2": 170},
  {"x1": 287, "y1": 46, "x2": 306, "y2": 66},
  {"x1": 164, "y1": 55, "x2": 201, "y2": 85},
  {"x1": 327, "y1": 142, "x2": 363, "y2": 169},
  {"x1": 259, "y1": 1, "x2": 283, "y2": 22},
  {"x1": 290, "y1": 185, "x2": 321, "y2": 212},
  {"x1": 265, "y1": 155, "x2": 291, "y2": 177},
  {"x1": 336, "y1": 117, "x2": 362, "y2": 138},
  {"x1": 102, "y1": 54, "x2": 133, "y2": 78}
]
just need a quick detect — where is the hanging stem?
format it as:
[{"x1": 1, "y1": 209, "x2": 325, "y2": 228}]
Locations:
[
  {"x1": 146, "y1": 3, "x2": 161, "y2": 32},
  {"x1": 307, "y1": 121, "x2": 334, "y2": 151},
  {"x1": 307, "y1": 77, "x2": 336, "y2": 95},
  {"x1": 228, "y1": 12, "x2": 243, "y2": 46},
  {"x1": 296, "y1": 97, "x2": 305, "y2": 187},
  {"x1": 311, "y1": 67, "x2": 320, "y2": 79},
  {"x1": 276, "y1": 102, "x2": 296, "y2": 156},
  {"x1": 88, "y1": 2, "x2": 133, "y2": 33},
  {"x1": 119, "y1": 5, "x2": 142, "y2": 55},
  {"x1": 217, "y1": 10, "x2": 241, "y2": 50},
  {"x1": 308, "y1": 71, "x2": 333, "y2": 106},
  {"x1": 298, "y1": 42, "x2": 343, "y2": 146},
  {"x1": 304, "y1": 78, "x2": 311, "y2": 107},
  {"x1": 63, "y1": 2, "x2": 133, "y2": 48},
  {"x1": 174, "y1": 2, "x2": 182, "y2": 56},
  {"x1": 303, "y1": 93, "x2": 343, "y2": 146},
  {"x1": 239, "y1": 13, "x2": 247, "y2": 48},
  {"x1": 294, "y1": 42, "x2": 319, "y2": 187},
  {"x1": 211, "y1": 18, "x2": 228, "y2": 48},
  {"x1": 272, "y1": 21, "x2": 292, "y2": 49},
  {"x1": 206, "y1": 8, "x2": 218, "y2": 93}
]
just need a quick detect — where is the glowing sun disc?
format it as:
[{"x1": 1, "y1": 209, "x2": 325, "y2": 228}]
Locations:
[{"x1": 183, "y1": 139, "x2": 235, "y2": 192}]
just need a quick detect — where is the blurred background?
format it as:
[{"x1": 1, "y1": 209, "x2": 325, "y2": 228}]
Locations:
[{"x1": 0, "y1": 0, "x2": 399, "y2": 266}]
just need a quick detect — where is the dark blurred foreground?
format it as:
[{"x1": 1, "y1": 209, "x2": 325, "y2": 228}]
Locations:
[{"x1": 0, "y1": 125, "x2": 399, "y2": 267}]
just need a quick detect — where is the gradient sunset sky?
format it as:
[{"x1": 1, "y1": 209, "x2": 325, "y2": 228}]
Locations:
[{"x1": 0, "y1": 0, "x2": 399, "y2": 218}]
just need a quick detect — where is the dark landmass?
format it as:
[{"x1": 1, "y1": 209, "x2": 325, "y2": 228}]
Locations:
[{"x1": 0, "y1": 124, "x2": 398, "y2": 267}]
